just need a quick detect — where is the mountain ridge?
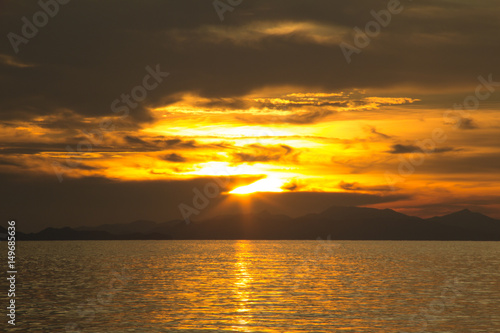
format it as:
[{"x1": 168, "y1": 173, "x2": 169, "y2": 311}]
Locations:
[{"x1": 14, "y1": 206, "x2": 500, "y2": 241}]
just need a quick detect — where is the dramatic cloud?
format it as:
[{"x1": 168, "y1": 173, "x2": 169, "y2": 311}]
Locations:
[
  {"x1": 231, "y1": 144, "x2": 298, "y2": 164},
  {"x1": 1, "y1": 0, "x2": 500, "y2": 122},
  {"x1": 161, "y1": 153, "x2": 187, "y2": 163},
  {"x1": 456, "y1": 117, "x2": 479, "y2": 130},
  {"x1": 0, "y1": 173, "x2": 410, "y2": 232},
  {"x1": 388, "y1": 144, "x2": 458, "y2": 154},
  {"x1": 1, "y1": 0, "x2": 499, "y2": 228},
  {"x1": 339, "y1": 181, "x2": 395, "y2": 192}
]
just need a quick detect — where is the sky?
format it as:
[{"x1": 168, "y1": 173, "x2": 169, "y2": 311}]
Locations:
[{"x1": 1, "y1": 0, "x2": 499, "y2": 231}]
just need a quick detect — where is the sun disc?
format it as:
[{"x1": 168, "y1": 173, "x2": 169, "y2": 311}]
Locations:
[{"x1": 230, "y1": 177, "x2": 285, "y2": 194}]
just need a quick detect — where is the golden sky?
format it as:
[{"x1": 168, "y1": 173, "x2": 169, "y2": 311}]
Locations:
[{"x1": 1, "y1": 0, "x2": 499, "y2": 229}]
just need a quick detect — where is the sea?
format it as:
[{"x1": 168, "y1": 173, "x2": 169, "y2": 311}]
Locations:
[{"x1": 1, "y1": 240, "x2": 499, "y2": 332}]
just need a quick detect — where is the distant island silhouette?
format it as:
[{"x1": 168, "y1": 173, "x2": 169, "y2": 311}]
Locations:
[{"x1": 5, "y1": 206, "x2": 500, "y2": 241}]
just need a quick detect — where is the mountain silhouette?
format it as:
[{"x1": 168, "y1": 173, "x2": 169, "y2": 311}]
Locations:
[
  {"x1": 19, "y1": 226, "x2": 172, "y2": 240},
  {"x1": 15, "y1": 206, "x2": 500, "y2": 241},
  {"x1": 426, "y1": 209, "x2": 500, "y2": 236}
]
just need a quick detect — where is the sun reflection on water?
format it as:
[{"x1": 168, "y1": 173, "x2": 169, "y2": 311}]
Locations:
[{"x1": 231, "y1": 241, "x2": 254, "y2": 332}]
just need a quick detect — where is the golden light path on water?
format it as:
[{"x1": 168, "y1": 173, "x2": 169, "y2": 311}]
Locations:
[
  {"x1": 11, "y1": 240, "x2": 500, "y2": 331},
  {"x1": 232, "y1": 241, "x2": 253, "y2": 332}
]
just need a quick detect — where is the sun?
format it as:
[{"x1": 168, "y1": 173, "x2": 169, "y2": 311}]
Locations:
[{"x1": 230, "y1": 177, "x2": 285, "y2": 194}]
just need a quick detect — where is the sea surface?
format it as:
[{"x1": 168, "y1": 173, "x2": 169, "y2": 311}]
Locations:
[{"x1": 1, "y1": 240, "x2": 499, "y2": 332}]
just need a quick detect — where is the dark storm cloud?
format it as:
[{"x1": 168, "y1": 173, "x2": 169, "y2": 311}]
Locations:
[
  {"x1": 0, "y1": 141, "x2": 127, "y2": 155},
  {"x1": 196, "y1": 95, "x2": 416, "y2": 125},
  {"x1": 339, "y1": 181, "x2": 395, "y2": 192},
  {"x1": 194, "y1": 97, "x2": 249, "y2": 110},
  {"x1": 1, "y1": 0, "x2": 500, "y2": 122},
  {"x1": 366, "y1": 126, "x2": 392, "y2": 140},
  {"x1": 0, "y1": 136, "x2": 235, "y2": 161},
  {"x1": 389, "y1": 144, "x2": 419, "y2": 154},
  {"x1": 431, "y1": 147, "x2": 458, "y2": 154},
  {"x1": 163, "y1": 138, "x2": 198, "y2": 149},
  {"x1": 231, "y1": 144, "x2": 298, "y2": 164},
  {"x1": 236, "y1": 110, "x2": 337, "y2": 125},
  {"x1": 0, "y1": 143, "x2": 75, "y2": 155},
  {"x1": 67, "y1": 163, "x2": 103, "y2": 171},
  {"x1": 279, "y1": 110, "x2": 336, "y2": 125},
  {"x1": 151, "y1": 137, "x2": 232, "y2": 151},
  {"x1": 281, "y1": 179, "x2": 302, "y2": 191},
  {"x1": 232, "y1": 153, "x2": 280, "y2": 163},
  {"x1": 456, "y1": 117, "x2": 479, "y2": 130},
  {"x1": 0, "y1": 158, "x2": 24, "y2": 167},
  {"x1": 32, "y1": 110, "x2": 111, "y2": 131},
  {"x1": 124, "y1": 135, "x2": 149, "y2": 145},
  {"x1": 161, "y1": 153, "x2": 187, "y2": 163},
  {"x1": 388, "y1": 144, "x2": 458, "y2": 154}
]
